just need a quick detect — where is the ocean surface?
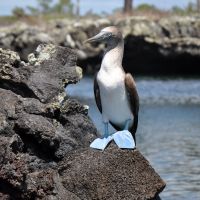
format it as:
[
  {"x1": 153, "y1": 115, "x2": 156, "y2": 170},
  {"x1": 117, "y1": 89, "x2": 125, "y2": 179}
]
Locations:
[{"x1": 66, "y1": 76, "x2": 200, "y2": 200}]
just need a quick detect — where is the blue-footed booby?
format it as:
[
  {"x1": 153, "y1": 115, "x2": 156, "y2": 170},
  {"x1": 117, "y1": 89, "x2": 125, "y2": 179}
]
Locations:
[{"x1": 85, "y1": 26, "x2": 139, "y2": 150}]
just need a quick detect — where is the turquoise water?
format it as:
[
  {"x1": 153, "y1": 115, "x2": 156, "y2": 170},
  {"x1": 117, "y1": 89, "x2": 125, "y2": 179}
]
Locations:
[{"x1": 66, "y1": 76, "x2": 200, "y2": 200}]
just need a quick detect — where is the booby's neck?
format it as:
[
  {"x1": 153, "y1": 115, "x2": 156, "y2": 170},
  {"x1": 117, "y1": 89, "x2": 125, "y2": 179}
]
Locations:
[{"x1": 101, "y1": 39, "x2": 124, "y2": 72}]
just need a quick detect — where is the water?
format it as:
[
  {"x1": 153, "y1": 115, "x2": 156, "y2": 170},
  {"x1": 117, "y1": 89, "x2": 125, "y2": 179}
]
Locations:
[{"x1": 66, "y1": 76, "x2": 200, "y2": 200}]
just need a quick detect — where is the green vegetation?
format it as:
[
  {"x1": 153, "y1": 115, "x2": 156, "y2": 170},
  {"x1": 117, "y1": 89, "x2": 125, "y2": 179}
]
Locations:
[
  {"x1": 171, "y1": 3, "x2": 196, "y2": 15},
  {"x1": 14, "y1": 0, "x2": 74, "y2": 17},
  {"x1": 38, "y1": 0, "x2": 52, "y2": 13},
  {"x1": 136, "y1": 4, "x2": 160, "y2": 12},
  {"x1": 7, "y1": 0, "x2": 76, "y2": 24},
  {"x1": 53, "y1": 0, "x2": 74, "y2": 15},
  {"x1": 2, "y1": 1, "x2": 200, "y2": 26},
  {"x1": 135, "y1": 2, "x2": 197, "y2": 15},
  {"x1": 122, "y1": 2, "x2": 200, "y2": 18},
  {"x1": 12, "y1": 7, "x2": 26, "y2": 18}
]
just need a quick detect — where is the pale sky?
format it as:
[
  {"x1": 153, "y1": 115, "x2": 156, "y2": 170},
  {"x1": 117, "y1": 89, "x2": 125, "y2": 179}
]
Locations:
[{"x1": 0, "y1": 0, "x2": 196, "y2": 16}]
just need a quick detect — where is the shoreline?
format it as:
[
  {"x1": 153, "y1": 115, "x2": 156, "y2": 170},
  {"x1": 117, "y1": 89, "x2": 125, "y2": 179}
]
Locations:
[{"x1": 1, "y1": 15, "x2": 200, "y2": 75}]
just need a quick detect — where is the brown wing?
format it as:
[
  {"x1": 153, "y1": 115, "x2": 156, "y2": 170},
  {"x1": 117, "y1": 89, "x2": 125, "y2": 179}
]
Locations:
[
  {"x1": 94, "y1": 73, "x2": 102, "y2": 113},
  {"x1": 125, "y1": 73, "x2": 139, "y2": 141}
]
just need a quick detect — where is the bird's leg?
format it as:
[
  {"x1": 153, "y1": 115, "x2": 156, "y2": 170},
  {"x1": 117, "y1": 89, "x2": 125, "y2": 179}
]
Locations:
[
  {"x1": 90, "y1": 122, "x2": 112, "y2": 150},
  {"x1": 124, "y1": 119, "x2": 131, "y2": 130},
  {"x1": 103, "y1": 122, "x2": 109, "y2": 138}
]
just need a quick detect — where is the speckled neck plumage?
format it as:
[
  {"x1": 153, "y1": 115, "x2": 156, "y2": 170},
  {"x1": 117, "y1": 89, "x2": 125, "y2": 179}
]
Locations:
[{"x1": 101, "y1": 39, "x2": 124, "y2": 72}]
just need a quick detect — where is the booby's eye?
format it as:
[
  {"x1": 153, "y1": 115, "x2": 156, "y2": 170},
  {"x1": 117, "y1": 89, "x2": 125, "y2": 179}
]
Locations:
[
  {"x1": 106, "y1": 33, "x2": 113, "y2": 38},
  {"x1": 101, "y1": 32, "x2": 112, "y2": 40}
]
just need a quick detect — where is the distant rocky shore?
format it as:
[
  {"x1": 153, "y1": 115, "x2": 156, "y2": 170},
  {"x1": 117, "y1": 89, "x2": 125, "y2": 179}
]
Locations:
[{"x1": 1, "y1": 16, "x2": 200, "y2": 75}]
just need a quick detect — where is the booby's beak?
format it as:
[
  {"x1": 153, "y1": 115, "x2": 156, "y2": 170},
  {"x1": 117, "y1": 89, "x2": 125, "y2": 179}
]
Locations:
[{"x1": 84, "y1": 31, "x2": 111, "y2": 44}]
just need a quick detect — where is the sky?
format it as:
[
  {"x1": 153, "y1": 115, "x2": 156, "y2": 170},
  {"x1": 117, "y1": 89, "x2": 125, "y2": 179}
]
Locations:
[{"x1": 0, "y1": 0, "x2": 196, "y2": 16}]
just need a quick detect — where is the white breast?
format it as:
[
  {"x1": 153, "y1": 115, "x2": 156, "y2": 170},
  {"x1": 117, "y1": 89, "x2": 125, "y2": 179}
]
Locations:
[{"x1": 97, "y1": 67, "x2": 133, "y2": 129}]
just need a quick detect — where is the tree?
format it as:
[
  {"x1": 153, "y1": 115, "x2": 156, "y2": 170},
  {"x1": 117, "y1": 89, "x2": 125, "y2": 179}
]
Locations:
[
  {"x1": 27, "y1": 0, "x2": 74, "y2": 15},
  {"x1": 38, "y1": 0, "x2": 52, "y2": 13},
  {"x1": 76, "y1": 0, "x2": 80, "y2": 17},
  {"x1": 197, "y1": 0, "x2": 200, "y2": 11},
  {"x1": 123, "y1": 0, "x2": 133, "y2": 14},
  {"x1": 27, "y1": 6, "x2": 40, "y2": 15},
  {"x1": 186, "y1": 2, "x2": 195, "y2": 13},
  {"x1": 53, "y1": 0, "x2": 73, "y2": 15},
  {"x1": 12, "y1": 7, "x2": 26, "y2": 18},
  {"x1": 136, "y1": 4, "x2": 158, "y2": 12}
]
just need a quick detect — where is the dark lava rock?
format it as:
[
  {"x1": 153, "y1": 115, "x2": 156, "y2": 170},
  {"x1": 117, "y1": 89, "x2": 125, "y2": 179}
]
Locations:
[
  {"x1": 0, "y1": 44, "x2": 80, "y2": 103},
  {"x1": 0, "y1": 45, "x2": 165, "y2": 199},
  {"x1": 60, "y1": 145, "x2": 165, "y2": 200},
  {"x1": 0, "y1": 44, "x2": 98, "y2": 199}
]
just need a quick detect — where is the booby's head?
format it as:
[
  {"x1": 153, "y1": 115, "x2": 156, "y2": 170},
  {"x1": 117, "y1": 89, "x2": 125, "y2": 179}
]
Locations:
[{"x1": 84, "y1": 26, "x2": 123, "y2": 47}]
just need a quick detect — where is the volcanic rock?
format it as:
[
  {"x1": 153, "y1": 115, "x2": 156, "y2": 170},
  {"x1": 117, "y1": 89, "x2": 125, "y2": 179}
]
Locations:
[{"x1": 0, "y1": 44, "x2": 165, "y2": 199}]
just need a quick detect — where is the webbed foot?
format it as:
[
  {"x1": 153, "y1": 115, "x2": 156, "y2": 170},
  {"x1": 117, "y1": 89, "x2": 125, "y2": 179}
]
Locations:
[
  {"x1": 90, "y1": 136, "x2": 113, "y2": 150},
  {"x1": 113, "y1": 130, "x2": 135, "y2": 149}
]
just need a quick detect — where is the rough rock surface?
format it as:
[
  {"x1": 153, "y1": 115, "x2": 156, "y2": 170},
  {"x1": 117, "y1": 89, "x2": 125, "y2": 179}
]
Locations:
[
  {"x1": 0, "y1": 23, "x2": 53, "y2": 61},
  {"x1": 0, "y1": 44, "x2": 165, "y2": 199},
  {"x1": 60, "y1": 144, "x2": 165, "y2": 200}
]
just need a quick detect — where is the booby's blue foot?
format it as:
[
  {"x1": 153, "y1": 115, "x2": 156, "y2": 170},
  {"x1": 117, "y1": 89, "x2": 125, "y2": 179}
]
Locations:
[
  {"x1": 113, "y1": 130, "x2": 135, "y2": 149},
  {"x1": 90, "y1": 136, "x2": 113, "y2": 150},
  {"x1": 90, "y1": 122, "x2": 112, "y2": 150},
  {"x1": 90, "y1": 120, "x2": 135, "y2": 150},
  {"x1": 113, "y1": 119, "x2": 135, "y2": 149}
]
